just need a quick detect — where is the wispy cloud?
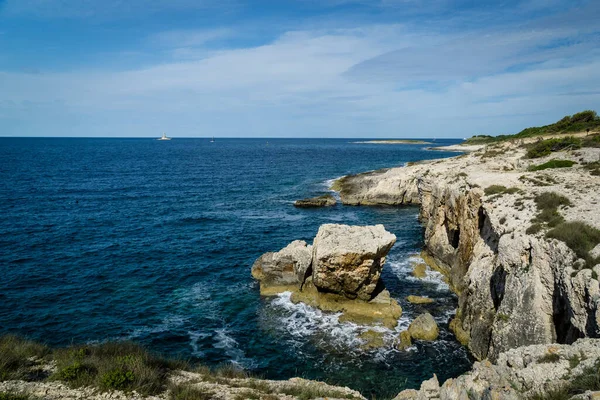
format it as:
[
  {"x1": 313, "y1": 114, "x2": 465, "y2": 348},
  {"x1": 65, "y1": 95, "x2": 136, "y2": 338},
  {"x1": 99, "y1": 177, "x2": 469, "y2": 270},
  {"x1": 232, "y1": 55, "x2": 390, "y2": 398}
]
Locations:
[{"x1": 0, "y1": 0, "x2": 598, "y2": 137}]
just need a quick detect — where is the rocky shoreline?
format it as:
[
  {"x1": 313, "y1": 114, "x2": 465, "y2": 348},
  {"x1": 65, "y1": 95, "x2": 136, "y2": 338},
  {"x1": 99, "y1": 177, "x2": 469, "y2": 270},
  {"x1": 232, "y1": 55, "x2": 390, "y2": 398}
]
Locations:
[
  {"x1": 4, "y1": 133, "x2": 600, "y2": 400},
  {"x1": 333, "y1": 134, "x2": 600, "y2": 397}
]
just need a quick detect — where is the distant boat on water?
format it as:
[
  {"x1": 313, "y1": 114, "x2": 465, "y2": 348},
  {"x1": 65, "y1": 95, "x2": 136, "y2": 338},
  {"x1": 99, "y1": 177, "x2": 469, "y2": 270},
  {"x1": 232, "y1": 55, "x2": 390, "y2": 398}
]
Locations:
[
  {"x1": 157, "y1": 133, "x2": 171, "y2": 141},
  {"x1": 210, "y1": 136, "x2": 215, "y2": 143}
]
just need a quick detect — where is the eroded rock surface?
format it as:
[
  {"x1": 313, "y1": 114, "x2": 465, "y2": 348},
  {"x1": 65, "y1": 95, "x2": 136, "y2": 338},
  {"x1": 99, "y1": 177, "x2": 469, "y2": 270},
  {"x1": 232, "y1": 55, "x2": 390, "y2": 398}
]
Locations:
[
  {"x1": 393, "y1": 339, "x2": 600, "y2": 400},
  {"x1": 252, "y1": 223, "x2": 401, "y2": 328},
  {"x1": 311, "y1": 224, "x2": 396, "y2": 301},
  {"x1": 408, "y1": 313, "x2": 439, "y2": 341},
  {"x1": 251, "y1": 240, "x2": 312, "y2": 294},
  {"x1": 334, "y1": 141, "x2": 600, "y2": 361}
]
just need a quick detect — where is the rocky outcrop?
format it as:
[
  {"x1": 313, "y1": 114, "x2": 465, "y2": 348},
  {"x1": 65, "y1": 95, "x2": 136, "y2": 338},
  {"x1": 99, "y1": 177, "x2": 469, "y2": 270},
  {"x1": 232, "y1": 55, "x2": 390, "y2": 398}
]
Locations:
[
  {"x1": 294, "y1": 194, "x2": 336, "y2": 208},
  {"x1": 408, "y1": 313, "x2": 439, "y2": 341},
  {"x1": 252, "y1": 224, "x2": 402, "y2": 328},
  {"x1": 312, "y1": 224, "x2": 396, "y2": 301},
  {"x1": 393, "y1": 339, "x2": 600, "y2": 400},
  {"x1": 333, "y1": 143, "x2": 600, "y2": 361},
  {"x1": 0, "y1": 369, "x2": 365, "y2": 400},
  {"x1": 251, "y1": 240, "x2": 312, "y2": 295}
]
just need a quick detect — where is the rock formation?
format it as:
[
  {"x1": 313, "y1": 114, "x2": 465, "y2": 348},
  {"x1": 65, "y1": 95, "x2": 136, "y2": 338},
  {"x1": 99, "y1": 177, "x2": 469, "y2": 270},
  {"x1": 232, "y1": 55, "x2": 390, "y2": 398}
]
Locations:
[
  {"x1": 294, "y1": 194, "x2": 337, "y2": 208},
  {"x1": 407, "y1": 313, "x2": 439, "y2": 341},
  {"x1": 311, "y1": 224, "x2": 396, "y2": 301},
  {"x1": 333, "y1": 141, "x2": 600, "y2": 361},
  {"x1": 251, "y1": 240, "x2": 312, "y2": 295},
  {"x1": 393, "y1": 339, "x2": 600, "y2": 400},
  {"x1": 252, "y1": 223, "x2": 402, "y2": 328}
]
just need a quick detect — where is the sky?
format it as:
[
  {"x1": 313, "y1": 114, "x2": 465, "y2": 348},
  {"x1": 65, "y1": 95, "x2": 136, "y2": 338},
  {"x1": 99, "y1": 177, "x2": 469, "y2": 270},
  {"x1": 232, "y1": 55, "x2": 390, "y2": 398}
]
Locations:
[{"x1": 0, "y1": 0, "x2": 599, "y2": 138}]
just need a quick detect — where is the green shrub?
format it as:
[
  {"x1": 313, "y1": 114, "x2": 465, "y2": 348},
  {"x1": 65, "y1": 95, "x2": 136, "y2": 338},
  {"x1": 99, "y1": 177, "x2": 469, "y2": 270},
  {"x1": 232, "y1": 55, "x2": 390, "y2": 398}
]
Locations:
[
  {"x1": 484, "y1": 185, "x2": 522, "y2": 196},
  {"x1": 100, "y1": 368, "x2": 135, "y2": 391},
  {"x1": 0, "y1": 335, "x2": 49, "y2": 381},
  {"x1": 526, "y1": 223, "x2": 543, "y2": 235},
  {"x1": 526, "y1": 137, "x2": 582, "y2": 158},
  {"x1": 546, "y1": 222, "x2": 600, "y2": 266},
  {"x1": 534, "y1": 192, "x2": 571, "y2": 210},
  {"x1": 538, "y1": 352, "x2": 561, "y2": 363},
  {"x1": 528, "y1": 160, "x2": 576, "y2": 171},
  {"x1": 51, "y1": 341, "x2": 180, "y2": 395},
  {"x1": 0, "y1": 393, "x2": 32, "y2": 400},
  {"x1": 584, "y1": 161, "x2": 600, "y2": 176}
]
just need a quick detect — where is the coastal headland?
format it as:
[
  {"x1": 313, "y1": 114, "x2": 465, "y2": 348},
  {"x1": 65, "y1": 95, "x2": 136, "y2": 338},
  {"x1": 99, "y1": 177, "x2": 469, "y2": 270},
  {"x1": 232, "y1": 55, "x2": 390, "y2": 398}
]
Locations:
[{"x1": 3, "y1": 112, "x2": 600, "y2": 399}]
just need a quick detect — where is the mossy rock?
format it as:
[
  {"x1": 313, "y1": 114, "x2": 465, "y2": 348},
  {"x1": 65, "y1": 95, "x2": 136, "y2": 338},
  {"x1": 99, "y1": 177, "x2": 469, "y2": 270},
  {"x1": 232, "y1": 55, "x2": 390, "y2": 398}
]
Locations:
[
  {"x1": 408, "y1": 313, "x2": 439, "y2": 341},
  {"x1": 412, "y1": 263, "x2": 427, "y2": 279},
  {"x1": 406, "y1": 295, "x2": 434, "y2": 304},
  {"x1": 394, "y1": 330, "x2": 412, "y2": 350}
]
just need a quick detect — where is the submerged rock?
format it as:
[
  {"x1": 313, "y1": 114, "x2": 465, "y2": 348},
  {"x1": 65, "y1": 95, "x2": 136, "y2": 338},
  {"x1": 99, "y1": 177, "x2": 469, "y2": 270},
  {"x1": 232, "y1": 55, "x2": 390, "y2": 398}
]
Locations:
[
  {"x1": 294, "y1": 194, "x2": 336, "y2": 208},
  {"x1": 406, "y1": 295, "x2": 434, "y2": 304},
  {"x1": 394, "y1": 330, "x2": 412, "y2": 350},
  {"x1": 312, "y1": 224, "x2": 396, "y2": 301},
  {"x1": 408, "y1": 313, "x2": 439, "y2": 341},
  {"x1": 412, "y1": 262, "x2": 427, "y2": 279},
  {"x1": 251, "y1": 240, "x2": 312, "y2": 295}
]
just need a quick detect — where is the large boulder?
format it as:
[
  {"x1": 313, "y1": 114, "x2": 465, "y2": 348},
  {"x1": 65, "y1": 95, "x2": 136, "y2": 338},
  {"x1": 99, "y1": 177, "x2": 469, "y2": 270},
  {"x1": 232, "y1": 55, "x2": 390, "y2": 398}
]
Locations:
[
  {"x1": 408, "y1": 313, "x2": 439, "y2": 341},
  {"x1": 251, "y1": 240, "x2": 312, "y2": 294},
  {"x1": 311, "y1": 224, "x2": 396, "y2": 301}
]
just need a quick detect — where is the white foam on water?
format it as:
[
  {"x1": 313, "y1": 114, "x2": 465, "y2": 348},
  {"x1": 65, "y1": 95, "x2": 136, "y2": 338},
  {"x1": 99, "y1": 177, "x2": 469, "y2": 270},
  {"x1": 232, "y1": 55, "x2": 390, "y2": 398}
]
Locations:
[
  {"x1": 388, "y1": 255, "x2": 450, "y2": 292},
  {"x1": 127, "y1": 314, "x2": 188, "y2": 339},
  {"x1": 269, "y1": 292, "x2": 405, "y2": 357},
  {"x1": 213, "y1": 328, "x2": 255, "y2": 368},
  {"x1": 188, "y1": 330, "x2": 211, "y2": 357}
]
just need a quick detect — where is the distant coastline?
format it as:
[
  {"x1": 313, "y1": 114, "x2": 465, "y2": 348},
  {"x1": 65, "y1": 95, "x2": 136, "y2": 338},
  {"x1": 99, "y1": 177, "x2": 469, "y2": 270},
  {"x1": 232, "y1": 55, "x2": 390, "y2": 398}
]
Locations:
[{"x1": 352, "y1": 139, "x2": 432, "y2": 145}]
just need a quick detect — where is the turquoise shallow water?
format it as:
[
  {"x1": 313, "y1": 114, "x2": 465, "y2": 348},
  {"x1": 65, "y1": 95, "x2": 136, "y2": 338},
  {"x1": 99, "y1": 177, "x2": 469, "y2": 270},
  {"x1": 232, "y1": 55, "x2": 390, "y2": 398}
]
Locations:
[{"x1": 0, "y1": 137, "x2": 472, "y2": 398}]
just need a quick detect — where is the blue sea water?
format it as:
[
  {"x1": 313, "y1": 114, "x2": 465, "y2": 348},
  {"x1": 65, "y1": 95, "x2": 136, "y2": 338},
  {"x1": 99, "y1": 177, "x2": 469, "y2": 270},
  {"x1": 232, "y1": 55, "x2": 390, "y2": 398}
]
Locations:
[{"x1": 0, "y1": 137, "x2": 472, "y2": 399}]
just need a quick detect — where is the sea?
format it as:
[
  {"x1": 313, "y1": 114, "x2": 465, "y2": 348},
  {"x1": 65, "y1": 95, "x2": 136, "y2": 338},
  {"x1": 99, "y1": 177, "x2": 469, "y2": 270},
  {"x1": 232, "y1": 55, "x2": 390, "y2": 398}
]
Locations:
[{"x1": 0, "y1": 137, "x2": 472, "y2": 399}]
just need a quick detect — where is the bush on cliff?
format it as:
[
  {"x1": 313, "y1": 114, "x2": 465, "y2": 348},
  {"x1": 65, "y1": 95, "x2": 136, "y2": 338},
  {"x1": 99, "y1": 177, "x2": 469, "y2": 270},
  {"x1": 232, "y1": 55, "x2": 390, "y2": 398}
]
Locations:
[
  {"x1": 526, "y1": 137, "x2": 582, "y2": 158},
  {"x1": 546, "y1": 222, "x2": 600, "y2": 267},
  {"x1": 51, "y1": 341, "x2": 185, "y2": 395},
  {"x1": 0, "y1": 335, "x2": 49, "y2": 382},
  {"x1": 528, "y1": 160, "x2": 576, "y2": 171}
]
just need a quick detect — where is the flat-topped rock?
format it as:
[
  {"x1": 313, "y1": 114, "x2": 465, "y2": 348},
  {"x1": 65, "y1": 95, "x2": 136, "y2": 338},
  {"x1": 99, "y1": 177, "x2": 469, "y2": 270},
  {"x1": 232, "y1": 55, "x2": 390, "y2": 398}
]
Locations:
[
  {"x1": 294, "y1": 194, "x2": 336, "y2": 208},
  {"x1": 312, "y1": 224, "x2": 396, "y2": 301}
]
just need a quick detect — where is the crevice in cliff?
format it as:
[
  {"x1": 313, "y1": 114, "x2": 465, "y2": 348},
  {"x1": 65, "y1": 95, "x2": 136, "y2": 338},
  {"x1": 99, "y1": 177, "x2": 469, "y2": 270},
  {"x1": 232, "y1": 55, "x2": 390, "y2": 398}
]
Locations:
[
  {"x1": 553, "y1": 282, "x2": 584, "y2": 344},
  {"x1": 490, "y1": 266, "x2": 506, "y2": 311},
  {"x1": 478, "y1": 206, "x2": 499, "y2": 253}
]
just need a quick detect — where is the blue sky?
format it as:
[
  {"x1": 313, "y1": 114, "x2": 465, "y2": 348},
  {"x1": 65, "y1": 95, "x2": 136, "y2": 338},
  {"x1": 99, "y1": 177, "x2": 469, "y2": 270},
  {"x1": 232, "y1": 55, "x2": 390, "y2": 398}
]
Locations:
[{"x1": 0, "y1": 0, "x2": 599, "y2": 138}]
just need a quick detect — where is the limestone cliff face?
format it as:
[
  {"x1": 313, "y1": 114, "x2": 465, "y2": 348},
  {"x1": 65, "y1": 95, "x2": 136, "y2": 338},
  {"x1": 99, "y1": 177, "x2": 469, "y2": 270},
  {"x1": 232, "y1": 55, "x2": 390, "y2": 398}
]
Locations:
[{"x1": 335, "y1": 144, "x2": 600, "y2": 361}]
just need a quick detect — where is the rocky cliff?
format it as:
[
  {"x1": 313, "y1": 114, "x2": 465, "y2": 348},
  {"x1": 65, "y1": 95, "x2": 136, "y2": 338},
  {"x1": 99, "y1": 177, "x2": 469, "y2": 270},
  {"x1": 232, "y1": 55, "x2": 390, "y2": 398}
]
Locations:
[{"x1": 335, "y1": 140, "x2": 600, "y2": 361}]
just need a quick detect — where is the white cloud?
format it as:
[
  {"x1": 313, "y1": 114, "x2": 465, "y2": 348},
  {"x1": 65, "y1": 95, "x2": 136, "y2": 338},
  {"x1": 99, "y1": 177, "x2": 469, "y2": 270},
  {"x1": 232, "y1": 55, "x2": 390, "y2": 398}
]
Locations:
[{"x1": 1, "y1": 8, "x2": 599, "y2": 137}]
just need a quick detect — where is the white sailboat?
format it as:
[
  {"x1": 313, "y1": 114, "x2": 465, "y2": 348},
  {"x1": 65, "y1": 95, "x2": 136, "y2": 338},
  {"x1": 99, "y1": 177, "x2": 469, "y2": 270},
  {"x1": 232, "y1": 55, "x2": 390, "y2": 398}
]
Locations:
[
  {"x1": 157, "y1": 132, "x2": 171, "y2": 141},
  {"x1": 210, "y1": 136, "x2": 215, "y2": 143}
]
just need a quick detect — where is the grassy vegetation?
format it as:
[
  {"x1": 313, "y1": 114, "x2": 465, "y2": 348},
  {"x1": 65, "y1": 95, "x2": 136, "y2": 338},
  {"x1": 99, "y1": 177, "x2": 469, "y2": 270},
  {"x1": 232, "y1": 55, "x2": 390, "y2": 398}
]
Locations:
[
  {"x1": 530, "y1": 360, "x2": 600, "y2": 400},
  {"x1": 528, "y1": 160, "x2": 576, "y2": 171},
  {"x1": 484, "y1": 185, "x2": 523, "y2": 196},
  {"x1": 538, "y1": 353, "x2": 561, "y2": 363},
  {"x1": 464, "y1": 110, "x2": 600, "y2": 145},
  {"x1": 584, "y1": 161, "x2": 600, "y2": 176},
  {"x1": 526, "y1": 223, "x2": 543, "y2": 235},
  {"x1": 546, "y1": 222, "x2": 600, "y2": 267},
  {"x1": 0, "y1": 335, "x2": 49, "y2": 382},
  {"x1": 0, "y1": 394, "x2": 33, "y2": 400},
  {"x1": 530, "y1": 192, "x2": 571, "y2": 228},
  {"x1": 525, "y1": 137, "x2": 582, "y2": 159},
  {"x1": 50, "y1": 341, "x2": 187, "y2": 395}
]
